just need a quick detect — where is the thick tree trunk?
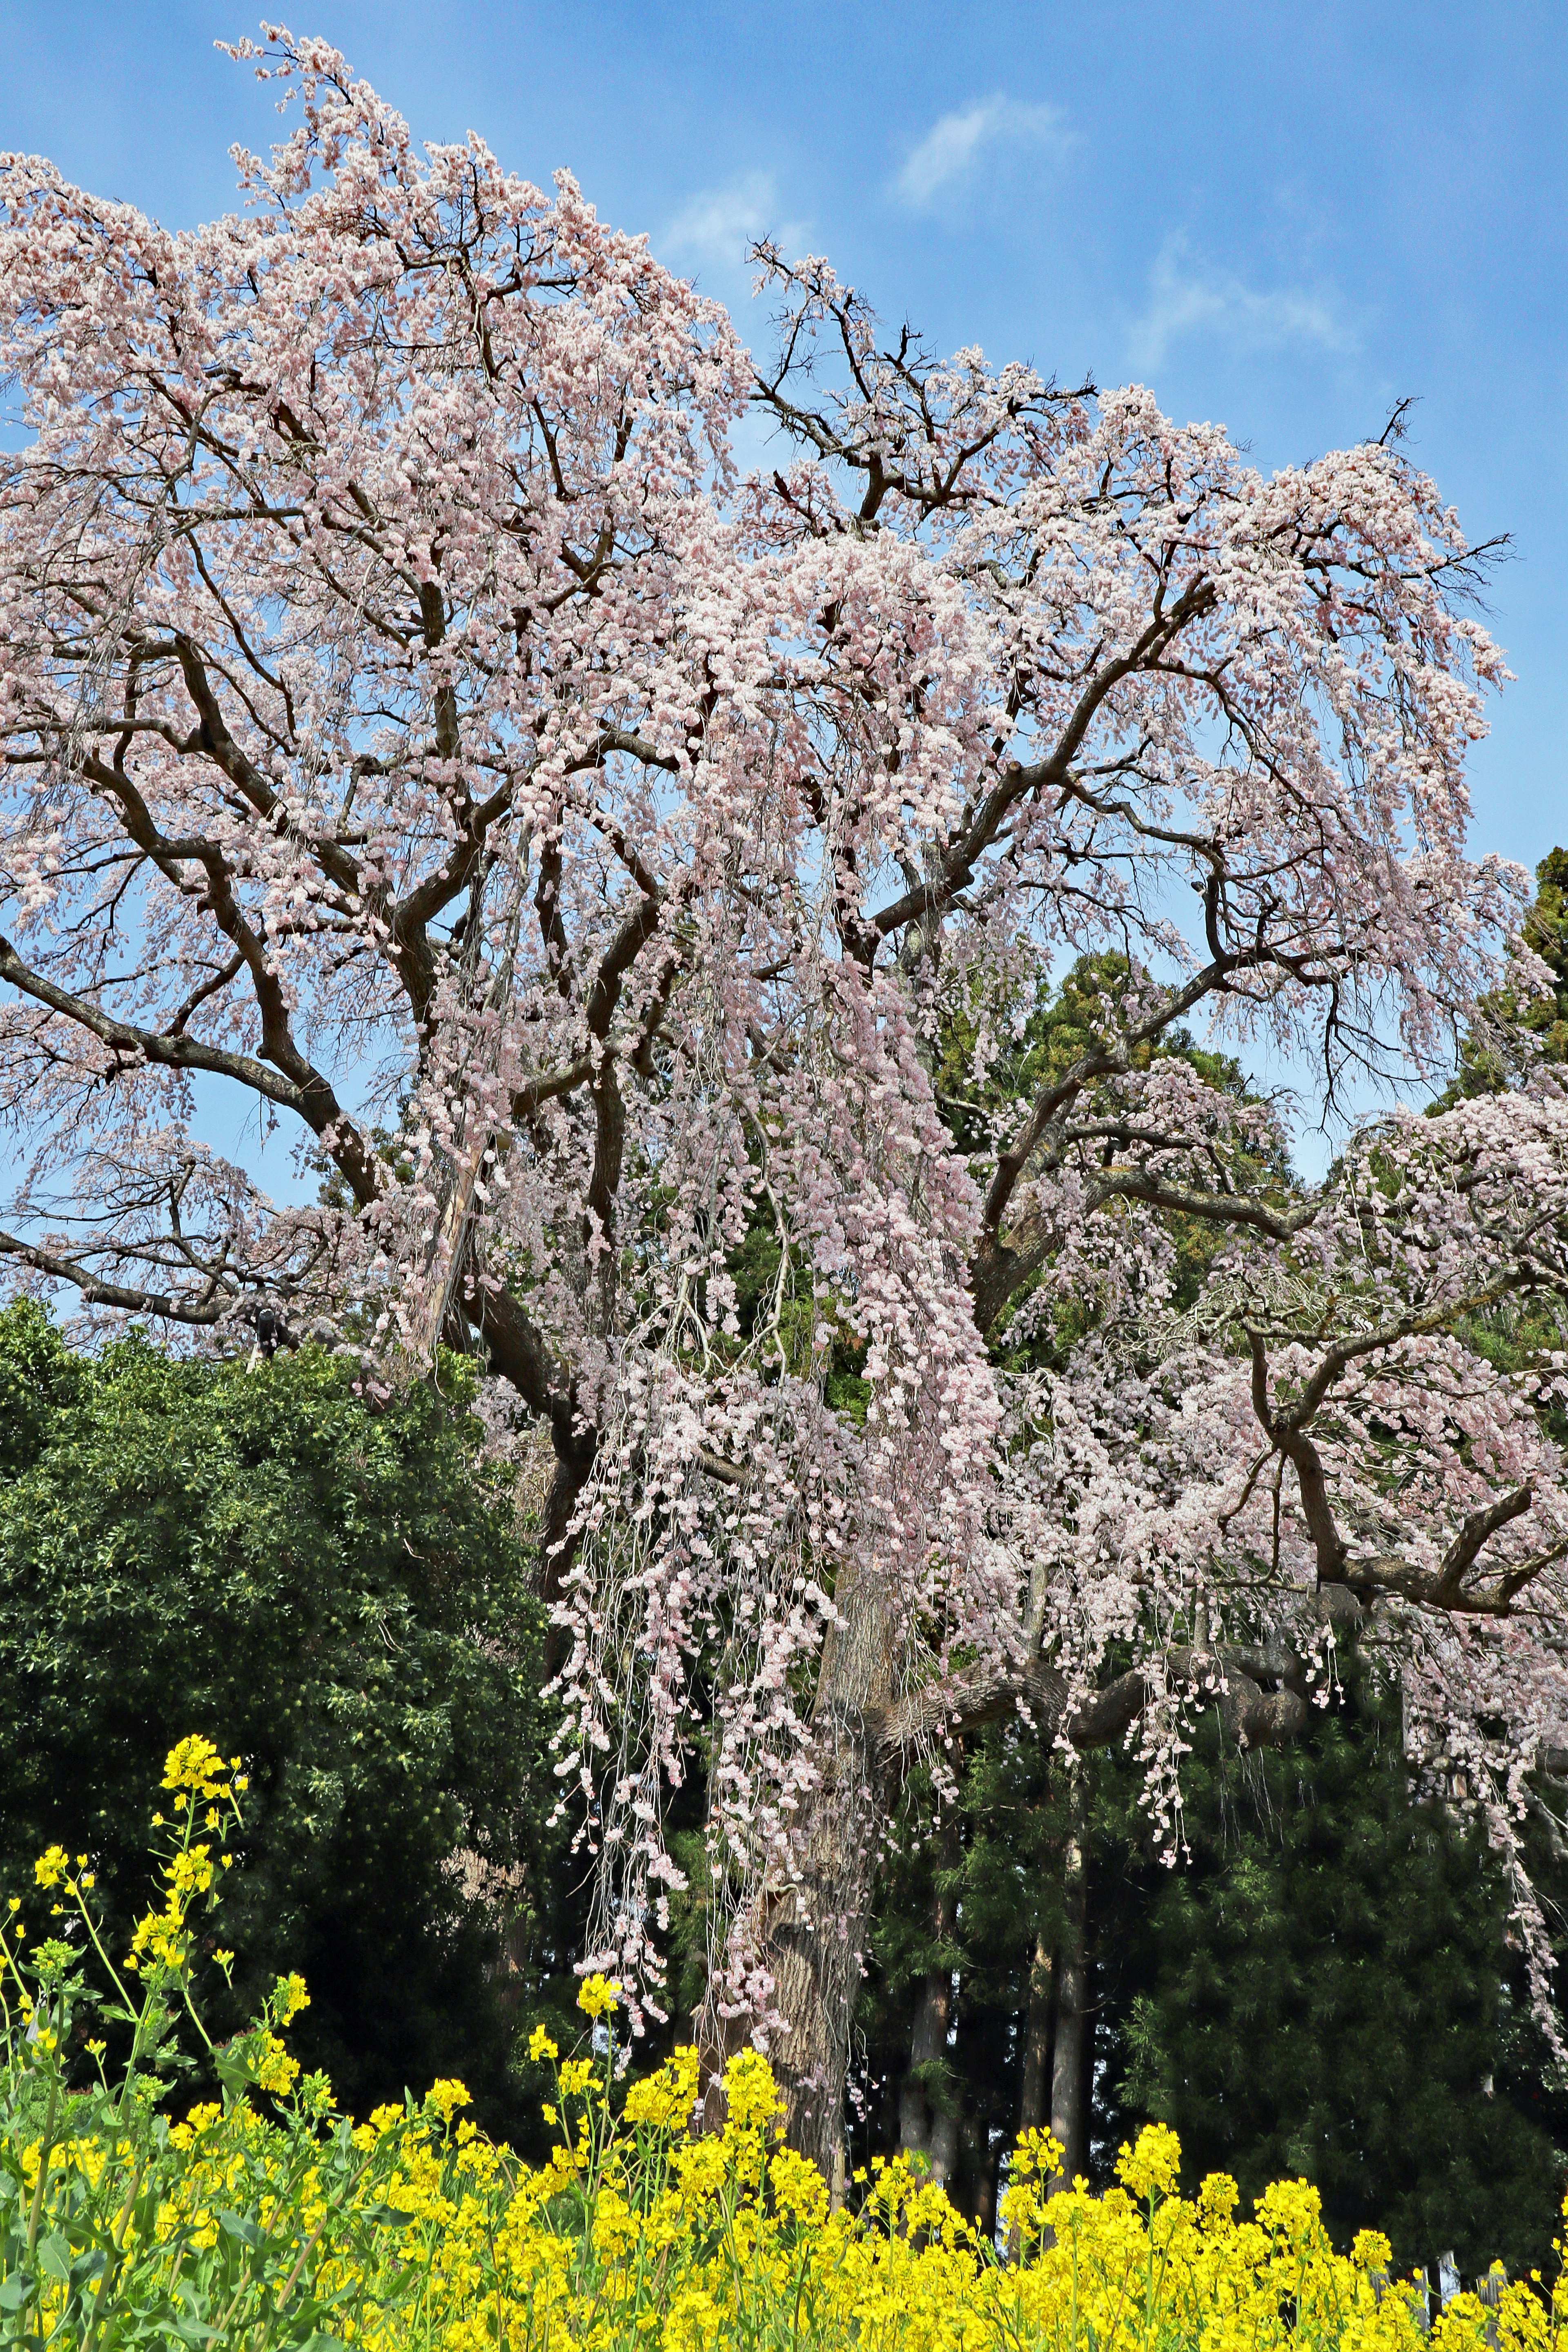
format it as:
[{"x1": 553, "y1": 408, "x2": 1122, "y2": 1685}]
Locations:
[
  {"x1": 1018, "y1": 1929, "x2": 1054, "y2": 2134},
  {"x1": 960, "y1": 2108, "x2": 998, "y2": 2238},
  {"x1": 1049, "y1": 1784, "x2": 1089, "y2": 2192},
  {"x1": 694, "y1": 1779, "x2": 875, "y2": 2196},
  {"x1": 897, "y1": 1814, "x2": 960, "y2": 2184},
  {"x1": 756, "y1": 1728, "x2": 880, "y2": 2184},
  {"x1": 751, "y1": 1566, "x2": 898, "y2": 2176}
]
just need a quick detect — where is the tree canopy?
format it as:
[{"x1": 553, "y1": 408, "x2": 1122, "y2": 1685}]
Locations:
[
  {"x1": 1447, "y1": 848, "x2": 1568, "y2": 1098},
  {"x1": 0, "y1": 1303, "x2": 565, "y2": 2129}
]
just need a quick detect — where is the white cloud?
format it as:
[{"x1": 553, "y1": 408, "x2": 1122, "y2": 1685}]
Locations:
[
  {"x1": 663, "y1": 172, "x2": 804, "y2": 280},
  {"x1": 893, "y1": 96, "x2": 1071, "y2": 211},
  {"x1": 1127, "y1": 236, "x2": 1352, "y2": 371}
]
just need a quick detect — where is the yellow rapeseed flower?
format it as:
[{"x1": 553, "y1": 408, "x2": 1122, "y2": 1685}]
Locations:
[
  {"x1": 126, "y1": 1908, "x2": 189, "y2": 1973},
  {"x1": 576, "y1": 1972, "x2": 621, "y2": 2019},
  {"x1": 0, "y1": 1735, "x2": 1539, "y2": 2352},
  {"x1": 1198, "y1": 2169, "x2": 1241, "y2": 2230},
  {"x1": 1116, "y1": 2120, "x2": 1182, "y2": 2202},
  {"x1": 165, "y1": 1844, "x2": 215, "y2": 1899},
  {"x1": 722, "y1": 2045, "x2": 781, "y2": 2132},
  {"x1": 162, "y1": 1734, "x2": 227, "y2": 1796},
  {"x1": 254, "y1": 2034, "x2": 299, "y2": 2098},
  {"x1": 623, "y1": 2046, "x2": 699, "y2": 2131}
]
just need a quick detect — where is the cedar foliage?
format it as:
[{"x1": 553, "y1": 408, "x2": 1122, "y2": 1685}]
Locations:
[
  {"x1": 856, "y1": 1695, "x2": 1568, "y2": 2283},
  {"x1": 1446, "y1": 846, "x2": 1568, "y2": 1097},
  {"x1": 1100, "y1": 1698, "x2": 1568, "y2": 2282}
]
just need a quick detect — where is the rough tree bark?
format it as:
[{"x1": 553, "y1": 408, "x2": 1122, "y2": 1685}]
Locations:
[
  {"x1": 1018, "y1": 1930, "x2": 1056, "y2": 2136},
  {"x1": 897, "y1": 1815, "x2": 961, "y2": 2189},
  {"x1": 705, "y1": 1567, "x2": 899, "y2": 2177},
  {"x1": 1049, "y1": 1783, "x2": 1090, "y2": 2194}
]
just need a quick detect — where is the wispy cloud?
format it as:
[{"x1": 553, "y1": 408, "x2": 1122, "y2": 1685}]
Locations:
[
  {"x1": 663, "y1": 172, "x2": 804, "y2": 280},
  {"x1": 1127, "y1": 236, "x2": 1352, "y2": 371},
  {"x1": 893, "y1": 96, "x2": 1071, "y2": 211}
]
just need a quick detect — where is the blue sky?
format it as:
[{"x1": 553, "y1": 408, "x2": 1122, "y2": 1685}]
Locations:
[{"x1": 8, "y1": 0, "x2": 1564, "y2": 874}]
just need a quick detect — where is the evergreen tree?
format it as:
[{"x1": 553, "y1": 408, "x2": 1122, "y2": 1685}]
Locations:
[
  {"x1": 1445, "y1": 846, "x2": 1568, "y2": 1097},
  {"x1": 0, "y1": 1305, "x2": 578, "y2": 2138},
  {"x1": 1098, "y1": 1690, "x2": 1568, "y2": 2281},
  {"x1": 856, "y1": 1690, "x2": 1568, "y2": 2278}
]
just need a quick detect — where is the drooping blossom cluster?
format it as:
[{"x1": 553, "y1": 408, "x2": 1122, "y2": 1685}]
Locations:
[{"x1": 0, "y1": 28, "x2": 1564, "y2": 2099}]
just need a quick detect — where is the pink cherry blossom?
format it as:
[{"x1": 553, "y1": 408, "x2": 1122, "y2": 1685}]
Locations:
[{"x1": 1, "y1": 27, "x2": 1564, "y2": 2159}]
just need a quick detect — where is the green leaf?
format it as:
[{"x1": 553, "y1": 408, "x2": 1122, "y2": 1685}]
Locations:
[{"x1": 35, "y1": 2228, "x2": 74, "y2": 2281}]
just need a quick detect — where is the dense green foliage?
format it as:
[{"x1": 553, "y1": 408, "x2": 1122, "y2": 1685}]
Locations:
[
  {"x1": 1447, "y1": 847, "x2": 1568, "y2": 1098},
  {"x1": 0, "y1": 1305, "x2": 574, "y2": 2134},
  {"x1": 857, "y1": 1693, "x2": 1568, "y2": 2281},
  {"x1": 1100, "y1": 1706, "x2": 1568, "y2": 2281}
]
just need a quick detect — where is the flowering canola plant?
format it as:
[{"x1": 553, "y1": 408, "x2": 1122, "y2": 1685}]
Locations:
[{"x1": 0, "y1": 1741, "x2": 1562, "y2": 2350}]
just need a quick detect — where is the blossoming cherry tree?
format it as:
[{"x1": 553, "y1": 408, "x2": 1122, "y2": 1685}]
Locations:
[{"x1": 2, "y1": 28, "x2": 1567, "y2": 2167}]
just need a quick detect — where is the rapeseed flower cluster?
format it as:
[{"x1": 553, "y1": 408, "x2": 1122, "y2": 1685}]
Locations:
[{"x1": 0, "y1": 1740, "x2": 1561, "y2": 2351}]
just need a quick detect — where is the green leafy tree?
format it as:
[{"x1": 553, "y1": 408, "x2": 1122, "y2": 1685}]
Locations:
[
  {"x1": 1097, "y1": 1690, "x2": 1568, "y2": 2281},
  {"x1": 0, "y1": 1305, "x2": 573, "y2": 2135},
  {"x1": 857, "y1": 1689, "x2": 1568, "y2": 2278},
  {"x1": 934, "y1": 954, "x2": 1294, "y2": 1371},
  {"x1": 1446, "y1": 846, "x2": 1568, "y2": 1097}
]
